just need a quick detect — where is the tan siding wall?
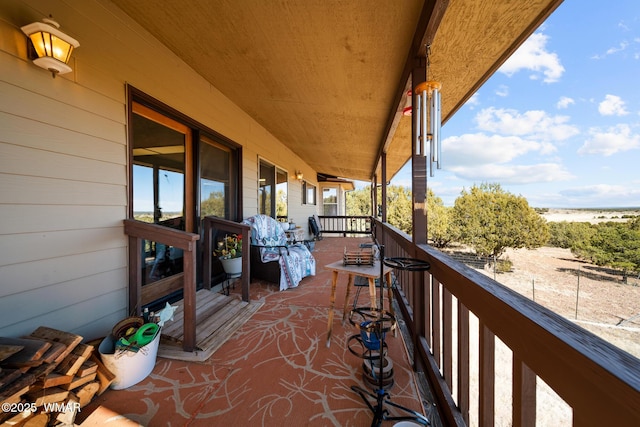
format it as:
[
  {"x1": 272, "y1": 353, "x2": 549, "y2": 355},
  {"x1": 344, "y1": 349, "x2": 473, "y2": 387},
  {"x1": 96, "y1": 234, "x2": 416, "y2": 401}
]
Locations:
[{"x1": 0, "y1": 0, "x2": 317, "y2": 338}]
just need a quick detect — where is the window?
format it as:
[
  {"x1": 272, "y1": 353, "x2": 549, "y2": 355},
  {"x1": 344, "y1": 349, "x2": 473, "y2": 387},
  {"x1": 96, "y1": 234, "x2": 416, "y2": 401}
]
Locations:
[
  {"x1": 132, "y1": 103, "x2": 191, "y2": 231},
  {"x1": 323, "y1": 187, "x2": 338, "y2": 215},
  {"x1": 200, "y1": 136, "x2": 233, "y2": 219},
  {"x1": 259, "y1": 159, "x2": 288, "y2": 219},
  {"x1": 128, "y1": 89, "x2": 240, "y2": 299},
  {"x1": 303, "y1": 181, "x2": 316, "y2": 205}
]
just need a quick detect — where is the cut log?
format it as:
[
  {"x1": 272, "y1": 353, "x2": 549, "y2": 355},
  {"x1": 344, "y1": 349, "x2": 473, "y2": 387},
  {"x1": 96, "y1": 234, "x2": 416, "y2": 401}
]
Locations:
[
  {"x1": 22, "y1": 412, "x2": 49, "y2": 427},
  {"x1": 0, "y1": 368, "x2": 22, "y2": 389},
  {"x1": 0, "y1": 407, "x2": 36, "y2": 425},
  {"x1": 26, "y1": 386, "x2": 69, "y2": 406},
  {"x1": 40, "y1": 341, "x2": 67, "y2": 364},
  {"x1": 35, "y1": 372, "x2": 73, "y2": 389},
  {"x1": 0, "y1": 373, "x2": 36, "y2": 402},
  {"x1": 61, "y1": 372, "x2": 97, "y2": 391},
  {"x1": 56, "y1": 394, "x2": 80, "y2": 426},
  {"x1": 75, "y1": 360, "x2": 98, "y2": 377},
  {"x1": 75, "y1": 381, "x2": 100, "y2": 408},
  {"x1": 0, "y1": 344, "x2": 24, "y2": 362},
  {"x1": 29, "y1": 327, "x2": 82, "y2": 364},
  {"x1": 0, "y1": 338, "x2": 51, "y2": 368},
  {"x1": 55, "y1": 343, "x2": 94, "y2": 376},
  {"x1": 0, "y1": 384, "x2": 30, "y2": 407},
  {"x1": 88, "y1": 353, "x2": 115, "y2": 395}
]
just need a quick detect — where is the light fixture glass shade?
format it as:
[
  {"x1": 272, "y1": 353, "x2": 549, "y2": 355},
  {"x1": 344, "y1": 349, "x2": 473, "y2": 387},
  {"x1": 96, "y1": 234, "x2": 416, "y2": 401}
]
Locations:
[{"x1": 21, "y1": 19, "x2": 79, "y2": 76}]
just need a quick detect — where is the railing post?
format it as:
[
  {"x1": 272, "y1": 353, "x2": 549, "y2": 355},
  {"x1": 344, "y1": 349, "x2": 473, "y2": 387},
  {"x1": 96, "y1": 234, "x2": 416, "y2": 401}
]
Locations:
[
  {"x1": 203, "y1": 219, "x2": 212, "y2": 290},
  {"x1": 479, "y1": 321, "x2": 496, "y2": 426},
  {"x1": 182, "y1": 240, "x2": 197, "y2": 352},
  {"x1": 513, "y1": 355, "x2": 536, "y2": 427},
  {"x1": 128, "y1": 235, "x2": 142, "y2": 316},
  {"x1": 241, "y1": 225, "x2": 250, "y2": 302}
]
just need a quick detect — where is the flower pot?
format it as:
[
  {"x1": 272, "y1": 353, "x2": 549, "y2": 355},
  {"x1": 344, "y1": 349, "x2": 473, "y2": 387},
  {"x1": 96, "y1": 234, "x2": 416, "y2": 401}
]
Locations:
[{"x1": 220, "y1": 257, "x2": 242, "y2": 278}]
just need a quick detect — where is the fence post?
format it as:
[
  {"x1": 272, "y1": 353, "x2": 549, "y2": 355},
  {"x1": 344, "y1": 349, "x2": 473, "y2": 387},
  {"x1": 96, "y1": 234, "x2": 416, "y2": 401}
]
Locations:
[{"x1": 575, "y1": 267, "x2": 580, "y2": 320}]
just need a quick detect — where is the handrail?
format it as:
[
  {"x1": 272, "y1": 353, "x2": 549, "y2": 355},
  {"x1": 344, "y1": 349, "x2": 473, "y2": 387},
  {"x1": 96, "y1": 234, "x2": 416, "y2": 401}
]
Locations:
[
  {"x1": 123, "y1": 219, "x2": 200, "y2": 352},
  {"x1": 202, "y1": 216, "x2": 251, "y2": 302},
  {"x1": 373, "y1": 219, "x2": 640, "y2": 426},
  {"x1": 317, "y1": 215, "x2": 372, "y2": 236}
]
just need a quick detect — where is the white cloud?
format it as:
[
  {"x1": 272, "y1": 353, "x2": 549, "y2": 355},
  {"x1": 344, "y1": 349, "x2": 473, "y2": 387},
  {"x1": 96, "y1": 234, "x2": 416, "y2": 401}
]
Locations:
[
  {"x1": 499, "y1": 32, "x2": 565, "y2": 83},
  {"x1": 448, "y1": 162, "x2": 573, "y2": 184},
  {"x1": 496, "y1": 85, "x2": 509, "y2": 97},
  {"x1": 606, "y1": 41, "x2": 629, "y2": 56},
  {"x1": 558, "y1": 184, "x2": 640, "y2": 207},
  {"x1": 444, "y1": 133, "x2": 543, "y2": 167},
  {"x1": 465, "y1": 92, "x2": 480, "y2": 108},
  {"x1": 557, "y1": 96, "x2": 575, "y2": 109},
  {"x1": 474, "y1": 107, "x2": 579, "y2": 145},
  {"x1": 598, "y1": 94, "x2": 629, "y2": 116},
  {"x1": 578, "y1": 124, "x2": 640, "y2": 156}
]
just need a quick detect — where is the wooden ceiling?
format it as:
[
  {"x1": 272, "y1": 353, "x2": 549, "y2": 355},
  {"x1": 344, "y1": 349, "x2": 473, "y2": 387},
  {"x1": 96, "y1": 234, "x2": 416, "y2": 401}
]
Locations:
[{"x1": 111, "y1": 0, "x2": 563, "y2": 182}]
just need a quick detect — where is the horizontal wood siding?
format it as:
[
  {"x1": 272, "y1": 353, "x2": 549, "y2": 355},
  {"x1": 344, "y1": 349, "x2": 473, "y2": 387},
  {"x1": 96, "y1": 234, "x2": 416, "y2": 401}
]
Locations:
[{"x1": 0, "y1": 0, "x2": 319, "y2": 338}]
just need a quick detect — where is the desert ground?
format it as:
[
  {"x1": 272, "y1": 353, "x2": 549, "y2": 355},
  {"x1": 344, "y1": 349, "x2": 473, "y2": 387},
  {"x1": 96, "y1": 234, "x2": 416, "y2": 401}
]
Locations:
[
  {"x1": 450, "y1": 209, "x2": 639, "y2": 425},
  {"x1": 483, "y1": 208, "x2": 640, "y2": 356},
  {"x1": 488, "y1": 245, "x2": 640, "y2": 356}
]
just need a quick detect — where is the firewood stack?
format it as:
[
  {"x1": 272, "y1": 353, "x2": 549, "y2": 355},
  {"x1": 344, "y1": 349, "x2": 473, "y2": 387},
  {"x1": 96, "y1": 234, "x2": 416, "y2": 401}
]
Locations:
[{"x1": 0, "y1": 326, "x2": 115, "y2": 426}]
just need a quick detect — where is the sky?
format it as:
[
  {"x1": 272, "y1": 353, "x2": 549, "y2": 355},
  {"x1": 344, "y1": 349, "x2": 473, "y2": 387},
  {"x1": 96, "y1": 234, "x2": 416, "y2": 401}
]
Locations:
[{"x1": 387, "y1": 0, "x2": 640, "y2": 208}]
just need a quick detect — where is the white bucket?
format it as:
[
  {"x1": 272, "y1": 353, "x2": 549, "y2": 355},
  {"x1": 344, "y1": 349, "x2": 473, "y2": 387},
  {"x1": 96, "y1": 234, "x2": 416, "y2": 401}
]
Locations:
[{"x1": 98, "y1": 328, "x2": 160, "y2": 390}]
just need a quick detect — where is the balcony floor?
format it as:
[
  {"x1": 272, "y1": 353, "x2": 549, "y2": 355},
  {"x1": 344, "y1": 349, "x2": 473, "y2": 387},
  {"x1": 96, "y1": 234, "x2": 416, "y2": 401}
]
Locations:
[{"x1": 80, "y1": 237, "x2": 435, "y2": 426}]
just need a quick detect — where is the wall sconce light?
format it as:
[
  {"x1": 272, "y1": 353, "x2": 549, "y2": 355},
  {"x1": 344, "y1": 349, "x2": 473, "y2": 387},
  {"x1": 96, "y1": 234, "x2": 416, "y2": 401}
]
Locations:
[
  {"x1": 21, "y1": 17, "x2": 79, "y2": 78},
  {"x1": 295, "y1": 171, "x2": 304, "y2": 182}
]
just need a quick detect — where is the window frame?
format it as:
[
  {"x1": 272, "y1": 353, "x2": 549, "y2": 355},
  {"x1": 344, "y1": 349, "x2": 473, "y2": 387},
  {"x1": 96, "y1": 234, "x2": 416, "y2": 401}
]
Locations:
[{"x1": 302, "y1": 181, "x2": 317, "y2": 205}]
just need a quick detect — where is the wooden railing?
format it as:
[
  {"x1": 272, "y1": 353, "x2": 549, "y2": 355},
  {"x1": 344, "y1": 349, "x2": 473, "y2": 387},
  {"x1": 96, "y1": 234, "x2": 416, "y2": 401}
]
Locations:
[
  {"x1": 373, "y1": 219, "x2": 640, "y2": 426},
  {"x1": 123, "y1": 219, "x2": 200, "y2": 352},
  {"x1": 317, "y1": 215, "x2": 372, "y2": 236},
  {"x1": 202, "y1": 216, "x2": 251, "y2": 303}
]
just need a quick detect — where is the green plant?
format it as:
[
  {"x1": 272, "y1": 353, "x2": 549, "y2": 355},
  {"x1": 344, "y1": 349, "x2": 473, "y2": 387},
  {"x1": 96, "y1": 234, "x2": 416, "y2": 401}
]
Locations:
[
  {"x1": 215, "y1": 234, "x2": 242, "y2": 259},
  {"x1": 496, "y1": 257, "x2": 513, "y2": 273}
]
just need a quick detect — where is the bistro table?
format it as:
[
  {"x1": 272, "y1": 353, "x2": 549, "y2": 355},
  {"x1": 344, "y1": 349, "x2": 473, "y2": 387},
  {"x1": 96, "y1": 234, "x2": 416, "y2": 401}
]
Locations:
[
  {"x1": 325, "y1": 260, "x2": 393, "y2": 347},
  {"x1": 284, "y1": 227, "x2": 305, "y2": 244}
]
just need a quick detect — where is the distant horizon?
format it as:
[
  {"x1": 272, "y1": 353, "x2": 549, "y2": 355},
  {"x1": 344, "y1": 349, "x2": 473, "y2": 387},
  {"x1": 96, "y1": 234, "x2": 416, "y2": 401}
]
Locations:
[{"x1": 133, "y1": 206, "x2": 640, "y2": 216}]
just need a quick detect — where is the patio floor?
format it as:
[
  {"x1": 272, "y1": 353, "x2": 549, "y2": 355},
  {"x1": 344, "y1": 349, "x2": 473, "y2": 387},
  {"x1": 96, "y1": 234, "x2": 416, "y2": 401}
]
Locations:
[{"x1": 79, "y1": 237, "x2": 438, "y2": 426}]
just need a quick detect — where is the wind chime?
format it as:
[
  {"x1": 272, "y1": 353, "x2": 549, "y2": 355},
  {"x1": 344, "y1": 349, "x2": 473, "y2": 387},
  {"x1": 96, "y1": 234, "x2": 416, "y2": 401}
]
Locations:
[{"x1": 413, "y1": 45, "x2": 442, "y2": 177}]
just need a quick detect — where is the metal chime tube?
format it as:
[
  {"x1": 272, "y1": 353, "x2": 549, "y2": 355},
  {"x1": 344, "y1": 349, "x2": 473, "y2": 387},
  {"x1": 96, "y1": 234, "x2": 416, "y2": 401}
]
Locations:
[
  {"x1": 415, "y1": 81, "x2": 442, "y2": 175},
  {"x1": 430, "y1": 86, "x2": 442, "y2": 174},
  {"x1": 421, "y1": 88, "x2": 428, "y2": 159},
  {"x1": 435, "y1": 88, "x2": 441, "y2": 170}
]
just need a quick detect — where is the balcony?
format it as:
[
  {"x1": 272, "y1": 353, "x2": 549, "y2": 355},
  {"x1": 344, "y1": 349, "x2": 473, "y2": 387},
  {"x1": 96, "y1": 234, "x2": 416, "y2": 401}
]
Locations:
[{"x1": 101, "y1": 217, "x2": 639, "y2": 426}]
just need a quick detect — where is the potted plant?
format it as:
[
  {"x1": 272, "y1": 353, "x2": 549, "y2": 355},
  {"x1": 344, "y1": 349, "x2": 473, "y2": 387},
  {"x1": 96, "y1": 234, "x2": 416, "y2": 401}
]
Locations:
[{"x1": 215, "y1": 233, "x2": 243, "y2": 277}]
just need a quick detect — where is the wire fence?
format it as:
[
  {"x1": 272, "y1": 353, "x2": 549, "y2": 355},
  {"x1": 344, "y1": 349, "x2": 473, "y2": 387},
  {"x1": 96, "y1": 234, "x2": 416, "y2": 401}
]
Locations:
[{"x1": 446, "y1": 250, "x2": 640, "y2": 326}]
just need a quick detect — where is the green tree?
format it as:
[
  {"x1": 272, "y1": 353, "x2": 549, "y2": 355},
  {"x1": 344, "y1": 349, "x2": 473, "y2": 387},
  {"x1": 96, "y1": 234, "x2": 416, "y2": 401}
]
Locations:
[
  {"x1": 451, "y1": 183, "x2": 549, "y2": 259},
  {"x1": 547, "y1": 221, "x2": 596, "y2": 249},
  {"x1": 386, "y1": 185, "x2": 413, "y2": 234},
  {"x1": 346, "y1": 187, "x2": 372, "y2": 216},
  {"x1": 427, "y1": 188, "x2": 453, "y2": 248},
  {"x1": 574, "y1": 221, "x2": 640, "y2": 283},
  {"x1": 201, "y1": 191, "x2": 225, "y2": 217},
  {"x1": 276, "y1": 188, "x2": 287, "y2": 218}
]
